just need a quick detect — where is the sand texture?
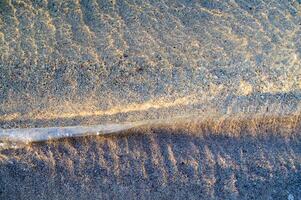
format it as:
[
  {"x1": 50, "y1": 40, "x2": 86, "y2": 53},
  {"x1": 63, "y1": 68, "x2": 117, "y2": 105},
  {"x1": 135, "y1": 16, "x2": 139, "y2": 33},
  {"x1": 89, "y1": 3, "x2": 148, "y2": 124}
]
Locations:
[
  {"x1": 0, "y1": 0, "x2": 301, "y2": 128},
  {"x1": 1, "y1": 115, "x2": 301, "y2": 199},
  {"x1": 1, "y1": 0, "x2": 301, "y2": 199}
]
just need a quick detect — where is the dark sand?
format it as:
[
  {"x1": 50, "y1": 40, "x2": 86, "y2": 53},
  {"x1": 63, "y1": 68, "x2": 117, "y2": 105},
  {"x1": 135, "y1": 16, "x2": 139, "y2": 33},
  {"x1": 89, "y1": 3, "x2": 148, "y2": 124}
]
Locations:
[{"x1": 1, "y1": 115, "x2": 301, "y2": 199}]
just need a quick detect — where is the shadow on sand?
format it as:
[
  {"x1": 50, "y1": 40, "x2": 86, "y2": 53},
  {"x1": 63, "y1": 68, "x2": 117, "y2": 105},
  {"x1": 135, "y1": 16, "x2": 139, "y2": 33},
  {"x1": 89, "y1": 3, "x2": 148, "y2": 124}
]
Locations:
[{"x1": 0, "y1": 115, "x2": 300, "y2": 200}]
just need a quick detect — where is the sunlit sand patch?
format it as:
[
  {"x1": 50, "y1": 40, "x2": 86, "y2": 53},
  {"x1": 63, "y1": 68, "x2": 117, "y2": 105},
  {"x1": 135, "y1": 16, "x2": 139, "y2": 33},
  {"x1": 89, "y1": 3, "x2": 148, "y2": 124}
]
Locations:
[
  {"x1": 0, "y1": 95, "x2": 198, "y2": 122},
  {"x1": 237, "y1": 80, "x2": 253, "y2": 96}
]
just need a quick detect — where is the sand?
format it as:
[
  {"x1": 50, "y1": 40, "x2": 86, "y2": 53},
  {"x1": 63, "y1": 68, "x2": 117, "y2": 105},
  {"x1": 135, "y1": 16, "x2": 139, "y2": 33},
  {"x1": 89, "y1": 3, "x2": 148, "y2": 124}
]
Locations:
[
  {"x1": 1, "y1": 1, "x2": 301, "y2": 199},
  {"x1": 1, "y1": 115, "x2": 301, "y2": 199},
  {"x1": 1, "y1": 0, "x2": 301, "y2": 128}
]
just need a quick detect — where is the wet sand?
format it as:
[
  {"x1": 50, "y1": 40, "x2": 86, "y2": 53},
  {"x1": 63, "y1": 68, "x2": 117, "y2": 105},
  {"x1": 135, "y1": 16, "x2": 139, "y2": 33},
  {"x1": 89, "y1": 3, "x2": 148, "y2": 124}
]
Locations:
[{"x1": 1, "y1": 115, "x2": 301, "y2": 199}]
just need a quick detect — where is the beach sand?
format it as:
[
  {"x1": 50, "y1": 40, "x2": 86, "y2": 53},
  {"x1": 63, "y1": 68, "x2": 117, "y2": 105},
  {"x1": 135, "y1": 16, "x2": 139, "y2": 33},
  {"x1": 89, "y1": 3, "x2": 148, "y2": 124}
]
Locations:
[
  {"x1": 1, "y1": 115, "x2": 301, "y2": 199},
  {"x1": 1, "y1": 1, "x2": 301, "y2": 199}
]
